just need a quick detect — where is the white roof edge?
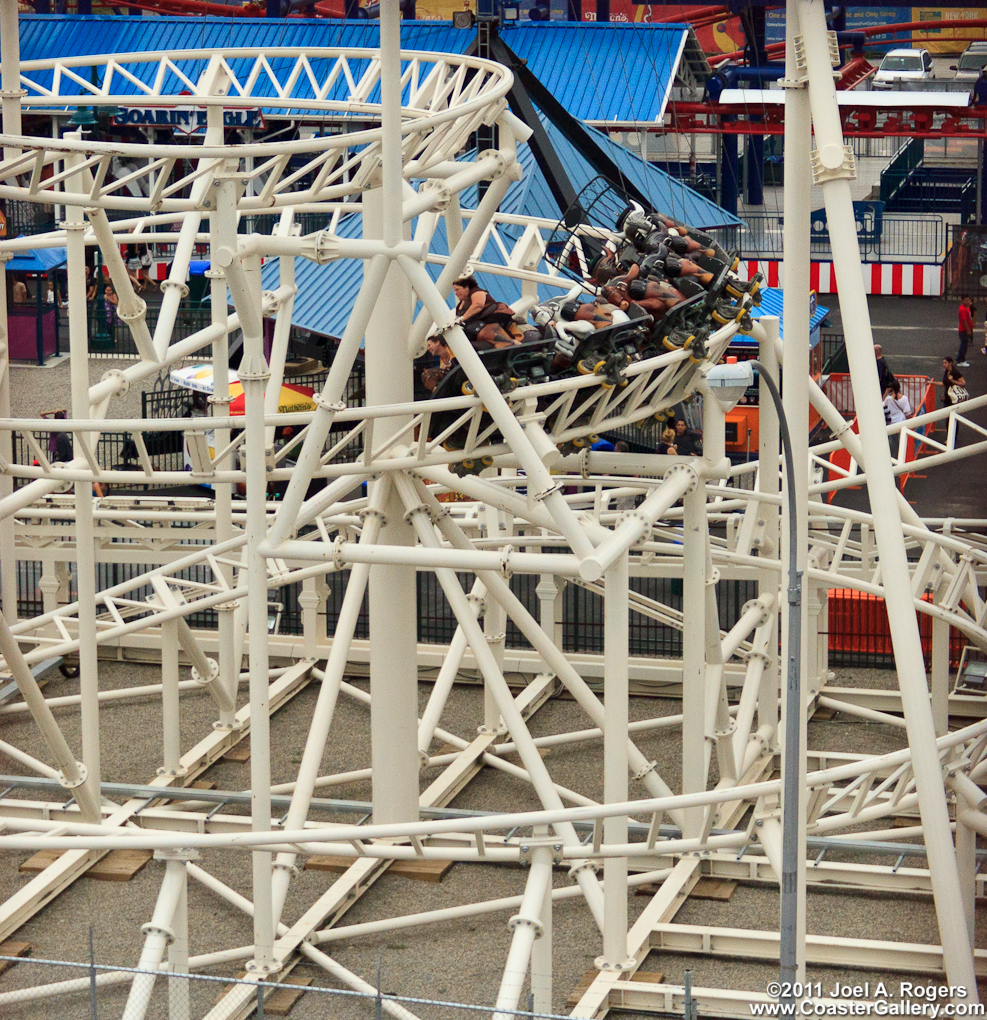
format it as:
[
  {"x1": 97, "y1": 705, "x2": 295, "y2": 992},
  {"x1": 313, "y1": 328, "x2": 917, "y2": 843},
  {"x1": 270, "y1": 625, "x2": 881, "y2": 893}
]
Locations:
[{"x1": 718, "y1": 88, "x2": 972, "y2": 108}]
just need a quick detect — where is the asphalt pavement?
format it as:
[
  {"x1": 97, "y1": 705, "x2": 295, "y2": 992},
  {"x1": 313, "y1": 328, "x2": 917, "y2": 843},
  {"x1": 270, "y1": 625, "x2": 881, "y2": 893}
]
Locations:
[{"x1": 821, "y1": 294, "x2": 987, "y2": 520}]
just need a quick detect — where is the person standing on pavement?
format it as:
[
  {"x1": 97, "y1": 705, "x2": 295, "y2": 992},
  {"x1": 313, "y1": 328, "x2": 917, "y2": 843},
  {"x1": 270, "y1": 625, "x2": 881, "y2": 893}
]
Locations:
[
  {"x1": 957, "y1": 296, "x2": 974, "y2": 367},
  {"x1": 874, "y1": 344, "x2": 895, "y2": 392}
]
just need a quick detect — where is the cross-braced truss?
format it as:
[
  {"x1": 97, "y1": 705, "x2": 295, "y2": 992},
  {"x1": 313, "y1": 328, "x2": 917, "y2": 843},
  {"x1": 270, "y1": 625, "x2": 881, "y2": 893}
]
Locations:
[{"x1": 0, "y1": 3, "x2": 985, "y2": 1018}]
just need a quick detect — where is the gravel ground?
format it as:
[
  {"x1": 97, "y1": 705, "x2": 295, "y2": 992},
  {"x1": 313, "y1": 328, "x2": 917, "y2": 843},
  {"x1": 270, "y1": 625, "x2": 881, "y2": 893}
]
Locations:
[
  {"x1": 0, "y1": 659, "x2": 983, "y2": 1020},
  {"x1": 10, "y1": 355, "x2": 154, "y2": 422}
]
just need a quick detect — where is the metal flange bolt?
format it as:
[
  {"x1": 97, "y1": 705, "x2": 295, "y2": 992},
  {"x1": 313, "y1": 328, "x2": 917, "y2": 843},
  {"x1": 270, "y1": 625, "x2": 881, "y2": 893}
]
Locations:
[
  {"x1": 190, "y1": 658, "x2": 221, "y2": 686},
  {"x1": 595, "y1": 955, "x2": 637, "y2": 973},
  {"x1": 58, "y1": 762, "x2": 89, "y2": 791},
  {"x1": 140, "y1": 922, "x2": 176, "y2": 946},
  {"x1": 508, "y1": 913, "x2": 545, "y2": 939}
]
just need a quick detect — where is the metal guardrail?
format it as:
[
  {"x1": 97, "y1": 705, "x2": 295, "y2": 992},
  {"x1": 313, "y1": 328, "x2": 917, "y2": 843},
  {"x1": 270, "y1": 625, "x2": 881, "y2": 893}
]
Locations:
[{"x1": 738, "y1": 211, "x2": 947, "y2": 263}]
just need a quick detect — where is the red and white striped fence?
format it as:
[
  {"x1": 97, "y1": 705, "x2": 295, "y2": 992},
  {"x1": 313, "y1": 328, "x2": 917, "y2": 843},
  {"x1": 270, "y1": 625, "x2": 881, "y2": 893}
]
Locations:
[{"x1": 739, "y1": 260, "x2": 944, "y2": 297}]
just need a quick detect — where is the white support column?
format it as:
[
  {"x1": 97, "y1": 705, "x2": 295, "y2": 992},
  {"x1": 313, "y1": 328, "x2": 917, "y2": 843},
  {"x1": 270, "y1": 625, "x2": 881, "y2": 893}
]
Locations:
[
  {"x1": 65, "y1": 138, "x2": 102, "y2": 808},
  {"x1": 598, "y1": 551, "x2": 633, "y2": 974},
  {"x1": 206, "y1": 242, "x2": 238, "y2": 729},
  {"x1": 167, "y1": 853, "x2": 192, "y2": 1020},
  {"x1": 798, "y1": 0, "x2": 976, "y2": 994},
  {"x1": 782, "y1": 0, "x2": 812, "y2": 978},
  {"x1": 681, "y1": 484, "x2": 707, "y2": 838},
  {"x1": 159, "y1": 619, "x2": 184, "y2": 779},
  {"x1": 530, "y1": 825, "x2": 553, "y2": 1013},
  {"x1": 482, "y1": 504, "x2": 508, "y2": 735},
  {"x1": 363, "y1": 0, "x2": 420, "y2": 828},
  {"x1": 218, "y1": 166, "x2": 277, "y2": 973},
  {"x1": 0, "y1": 253, "x2": 14, "y2": 622},
  {"x1": 931, "y1": 579, "x2": 950, "y2": 737},
  {"x1": 0, "y1": 0, "x2": 24, "y2": 163}
]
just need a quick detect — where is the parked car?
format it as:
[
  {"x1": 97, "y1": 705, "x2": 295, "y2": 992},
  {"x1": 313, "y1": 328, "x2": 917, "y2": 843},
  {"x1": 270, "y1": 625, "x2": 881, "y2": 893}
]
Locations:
[
  {"x1": 872, "y1": 48, "x2": 935, "y2": 90},
  {"x1": 951, "y1": 41, "x2": 987, "y2": 83}
]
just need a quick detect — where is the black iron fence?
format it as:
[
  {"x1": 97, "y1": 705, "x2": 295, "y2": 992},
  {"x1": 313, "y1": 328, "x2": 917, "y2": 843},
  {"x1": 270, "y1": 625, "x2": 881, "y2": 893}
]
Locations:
[
  {"x1": 12, "y1": 549, "x2": 976, "y2": 670},
  {"x1": 737, "y1": 211, "x2": 946, "y2": 264},
  {"x1": 9, "y1": 428, "x2": 185, "y2": 493}
]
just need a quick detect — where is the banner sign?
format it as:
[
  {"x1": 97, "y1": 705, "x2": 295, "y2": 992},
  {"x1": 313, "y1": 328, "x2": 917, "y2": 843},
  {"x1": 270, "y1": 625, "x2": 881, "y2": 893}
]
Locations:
[{"x1": 113, "y1": 108, "x2": 263, "y2": 132}]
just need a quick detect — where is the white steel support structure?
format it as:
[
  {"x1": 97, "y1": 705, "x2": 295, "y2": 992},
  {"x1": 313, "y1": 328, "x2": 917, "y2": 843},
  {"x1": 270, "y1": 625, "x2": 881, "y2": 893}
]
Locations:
[{"x1": 0, "y1": 6, "x2": 983, "y2": 1019}]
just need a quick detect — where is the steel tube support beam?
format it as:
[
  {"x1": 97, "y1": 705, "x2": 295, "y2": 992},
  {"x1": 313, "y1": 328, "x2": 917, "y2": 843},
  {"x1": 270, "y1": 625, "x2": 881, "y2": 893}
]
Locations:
[
  {"x1": 120, "y1": 859, "x2": 186, "y2": 1020},
  {"x1": 600, "y1": 551, "x2": 633, "y2": 972},
  {"x1": 269, "y1": 483, "x2": 387, "y2": 924},
  {"x1": 799, "y1": 0, "x2": 977, "y2": 995},
  {"x1": 0, "y1": 253, "x2": 15, "y2": 622},
  {"x1": 682, "y1": 485, "x2": 707, "y2": 838},
  {"x1": 65, "y1": 140, "x2": 102, "y2": 810},
  {"x1": 493, "y1": 853, "x2": 554, "y2": 1020}
]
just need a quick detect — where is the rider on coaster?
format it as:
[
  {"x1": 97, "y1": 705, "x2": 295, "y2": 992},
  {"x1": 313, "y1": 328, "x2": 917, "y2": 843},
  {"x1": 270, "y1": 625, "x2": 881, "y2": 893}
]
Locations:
[
  {"x1": 452, "y1": 276, "x2": 522, "y2": 350},
  {"x1": 422, "y1": 277, "x2": 523, "y2": 392}
]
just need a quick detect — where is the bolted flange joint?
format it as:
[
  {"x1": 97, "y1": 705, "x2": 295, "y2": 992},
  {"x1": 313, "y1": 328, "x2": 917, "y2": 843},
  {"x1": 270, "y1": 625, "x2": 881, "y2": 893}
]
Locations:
[
  {"x1": 664, "y1": 462, "x2": 699, "y2": 494},
  {"x1": 594, "y1": 955, "x2": 637, "y2": 973},
  {"x1": 159, "y1": 279, "x2": 189, "y2": 299},
  {"x1": 810, "y1": 146, "x2": 856, "y2": 185},
  {"x1": 245, "y1": 959, "x2": 281, "y2": 975},
  {"x1": 632, "y1": 759, "x2": 658, "y2": 781},
  {"x1": 741, "y1": 598, "x2": 773, "y2": 628},
  {"x1": 140, "y1": 922, "x2": 176, "y2": 946},
  {"x1": 420, "y1": 179, "x2": 451, "y2": 211},
  {"x1": 402, "y1": 503, "x2": 430, "y2": 525},
  {"x1": 568, "y1": 859, "x2": 600, "y2": 880},
  {"x1": 58, "y1": 762, "x2": 89, "y2": 791},
  {"x1": 157, "y1": 764, "x2": 190, "y2": 778},
  {"x1": 117, "y1": 301, "x2": 147, "y2": 326},
  {"x1": 358, "y1": 506, "x2": 387, "y2": 526},
  {"x1": 478, "y1": 149, "x2": 507, "y2": 179},
  {"x1": 190, "y1": 658, "x2": 221, "y2": 686},
  {"x1": 616, "y1": 508, "x2": 653, "y2": 546},
  {"x1": 314, "y1": 395, "x2": 346, "y2": 414},
  {"x1": 507, "y1": 914, "x2": 545, "y2": 939},
  {"x1": 272, "y1": 860, "x2": 301, "y2": 878},
  {"x1": 478, "y1": 721, "x2": 509, "y2": 736},
  {"x1": 99, "y1": 369, "x2": 130, "y2": 396}
]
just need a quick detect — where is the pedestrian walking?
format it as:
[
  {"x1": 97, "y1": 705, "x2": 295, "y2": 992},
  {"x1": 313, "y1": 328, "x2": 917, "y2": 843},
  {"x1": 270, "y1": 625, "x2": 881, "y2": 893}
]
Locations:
[
  {"x1": 957, "y1": 295, "x2": 974, "y2": 367},
  {"x1": 940, "y1": 357, "x2": 968, "y2": 407}
]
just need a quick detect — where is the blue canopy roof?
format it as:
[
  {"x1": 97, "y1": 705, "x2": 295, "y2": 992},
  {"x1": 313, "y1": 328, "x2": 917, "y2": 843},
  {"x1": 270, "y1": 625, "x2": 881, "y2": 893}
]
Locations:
[
  {"x1": 750, "y1": 285, "x2": 828, "y2": 344},
  {"x1": 17, "y1": 16, "x2": 688, "y2": 124},
  {"x1": 5, "y1": 246, "x2": 68, "y2": 273}
]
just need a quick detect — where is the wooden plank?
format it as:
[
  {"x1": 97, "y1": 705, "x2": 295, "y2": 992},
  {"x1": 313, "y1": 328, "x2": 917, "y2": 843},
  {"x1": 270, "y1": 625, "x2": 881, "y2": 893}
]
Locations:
[
  {"x1": 568, "y1": 970, "x2": 664, "y2": 1006},
  {"x1": 189, "y1": 780, "x2": 217, "y2": 790},
  {"x1": 222, "y1": 738, "x2": 251, "y2": 763},
  {"x1": 0, "y1": 941, "x2": 31, "y2": 977},
  {"x1": 19, "y1": 848, "x2": 63, "y2": 874},
  {"x1": 689, "y1": 878, "x2": 737, "y2": 901},
  {"x1": 88, "y1": 849, "x2": 153, "y2": 882},
  {"x1": 20, "y1": 848, "x2": 152, "y2": 882},
  {"x1": 635, "y1": 879, "x2": 735, "y2": 900},
  {"x1": 264, "y1": 976, "x2": 313, "y2": 1016},
  {"x1": 304, "y1": 855, "x2": 452, "y2": 883}
]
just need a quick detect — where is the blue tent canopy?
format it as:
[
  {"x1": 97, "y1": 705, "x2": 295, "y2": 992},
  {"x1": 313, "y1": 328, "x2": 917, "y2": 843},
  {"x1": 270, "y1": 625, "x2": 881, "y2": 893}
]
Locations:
[
  {"x1": 6, "y1": 246, "x2": 68, "y2": 274},
  {"x1": 18, "y1": 17, "x2": 692, "y2": 126}
]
